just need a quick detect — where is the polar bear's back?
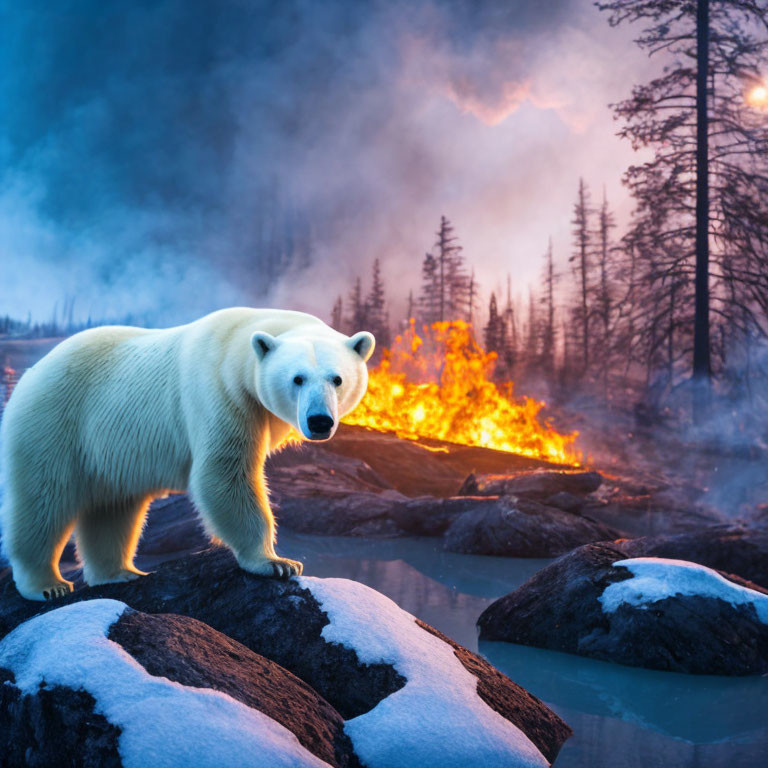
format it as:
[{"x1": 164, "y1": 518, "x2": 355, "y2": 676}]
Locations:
[{"x1": 0, "y1": 308, "x2": 330, "y2": 500}]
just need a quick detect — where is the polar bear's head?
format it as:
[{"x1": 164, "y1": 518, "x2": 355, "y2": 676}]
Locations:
[{"x1": 251, "y1": 328, "x2": 375, "y2": 441}]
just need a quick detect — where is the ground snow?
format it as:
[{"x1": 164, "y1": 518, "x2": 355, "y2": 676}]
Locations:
[
  {"x1": 601, "y1": 557, "x2": 768, "y2": 623},
  {"x1": 0, "y1": 599, "x2": 330, "y2": 768},
  {"x1": 301, "y1": 576, "x2": 549, "y2": 768}
]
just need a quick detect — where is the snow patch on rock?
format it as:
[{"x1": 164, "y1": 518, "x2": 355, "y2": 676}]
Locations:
[
  {"x1": 0, "y1": 599, "x2": 330, "y2": 768},
  {"x1": 601, "y1": 557, "x2": 768, "y2": 623},
  {"x1": 301, "y1": 576, "x2": 548, "y2": 768}
]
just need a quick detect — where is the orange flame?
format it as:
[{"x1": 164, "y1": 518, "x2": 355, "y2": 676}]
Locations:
[{"x1": 343, "y1": 320, "x2": 581, "y2": 465}]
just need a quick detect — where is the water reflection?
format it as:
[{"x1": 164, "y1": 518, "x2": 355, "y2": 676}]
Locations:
[{"x1": 280, "y1": 531, "x2": 768, "y2": 768}]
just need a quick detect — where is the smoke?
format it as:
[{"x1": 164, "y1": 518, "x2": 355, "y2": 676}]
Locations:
[{"x1": 0, "y1": 0, "x2": 656, "y2": 326}]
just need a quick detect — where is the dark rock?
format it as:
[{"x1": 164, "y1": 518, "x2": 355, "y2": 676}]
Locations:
[
  {"x1": 140, "y1": 494, "x2": 210, "y2": 556},
  {"x1": 459, "y1": 470, "x2": 603, "y2": 500},
  {"x1": 478, "y1": 543, "x2": 768, "y2": 675},
  {"x1": 579, "y1": 495, "x2": 725, "y2": 537},
  {"x1": 108, "y1": 609, "x2": 359, "y2": 767},
  {"x1": 543, "y1": 491, "x2": 585, "y2": 513},
  {"x1": 389, "y1": 496, "x2": 491, "y2": 537},
  {"x1": 299, "y1": 423, "x2": 561, "y2": 498},
  {"x1": 0, "y1": 548, "x2": 406, "y2": 720},
  {"x1": 444, "y1": 497, "x2": 621, "y2": 557},
  {"x1": 267, "y1": 448, "x2": 395, "y2": 497},
  {"x1": 610, "y1": 524, "x2": 768, "y2": 589},
  {"x1": 0, "y1": 549, "x2": 571, "y2": 766},
  {"x1": 0, "y1": 668, "x2": 122, "y2": 768},
  {"x1": 415, "y1": 620, "x2": 571, "y2": 765},
  {"x1": 275, "y1": 492, "x2": 407, "y2": 537}
]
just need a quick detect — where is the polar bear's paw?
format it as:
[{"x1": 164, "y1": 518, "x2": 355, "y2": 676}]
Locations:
[
  {"x1": 17, "y1": 578, "x2": 74, "y2": 602},
  {"x1": 238, "y1": 555, "x2": 304, "y2": 580},
  {"x1": 43, "y1": 580, "x2": 74, "y2": 600},
  {"x1": 86, "y1": 566, "x2": 150, "y2": 587}
]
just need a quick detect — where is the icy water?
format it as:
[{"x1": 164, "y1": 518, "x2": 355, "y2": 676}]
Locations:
[{"x1": 279, "y1": 531, "x2": 768, "y2": 768}]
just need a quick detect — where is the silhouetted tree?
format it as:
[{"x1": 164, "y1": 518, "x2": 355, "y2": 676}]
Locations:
[
  {"x1": 366, "y1": 258, "x2": 391, "y2": 347},
  {"x1": 500, "y1": 276, "x2": 518, "y2": 375},
  {"x1": 540, "y1": 239, "x2": 558, "y2": 376},
  {"x1": 347, "y1": 277, "x2": 366, "y2": 332},
  {"x1": 484, "y1": 293, "x2": 502, "y2": 355},
  {"x1": 569, "y1": 178, "x2": 593, "y2": 374},
  {"x1": 435, "y1": 216, "x2": 469, "y2": 321},
  {"x1": 418, "y1": 252, "x2": 440, "y2": 325},
  {"x1": 599, "y1": 0, "x2": 768, "y2": 416},
  {"x1": 331, "y1": 295, "x2": 344, "y2": 331}
]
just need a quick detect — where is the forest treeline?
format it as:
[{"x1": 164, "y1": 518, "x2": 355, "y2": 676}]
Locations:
[{"x1": 331, "y1": 0, "x2": 768, "y2": 422}]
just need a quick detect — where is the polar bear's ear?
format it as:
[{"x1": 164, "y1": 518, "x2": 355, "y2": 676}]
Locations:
[
  {"x1": 347, "y1": 331, "x2": 375, "y2": 363},
  {"x1": 251, "y1": 332, "x2": 280, "y2": 362}
]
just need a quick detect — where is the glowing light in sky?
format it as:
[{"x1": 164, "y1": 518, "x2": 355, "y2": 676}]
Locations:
[{"x1": 746, "y1": 84, "x2": 768, "y2": 109}]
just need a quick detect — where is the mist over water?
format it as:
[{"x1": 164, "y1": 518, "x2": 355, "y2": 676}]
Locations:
[{"x1": 0, "y1": 0, "x2": 654, "y2": 326}]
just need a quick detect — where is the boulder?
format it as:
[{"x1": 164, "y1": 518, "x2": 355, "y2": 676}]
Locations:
[
  {"x1": 444, "y1": 497, "x2": 620, "y2": 557},
  {"x1": 478, "y1": 543, "x2": 768, "y2": 675},
  {"x1": 579, "y1": 494, "x2": 725, "y2": 537},
  {"x1": 0, "y1": 548, "x2": 571, "y2": 766},
  {"x1": 0, "y1": 668, "x2": 121, "y2": 768},
  {"x1": 542, "y1": 491, "x2": 585, "y2": 513},
  {"x1": 274, "y1": 492, "x2": 407, "y2": 537},
  {"x1": 389, "y1": 496, "x2": 493, "y2": 537},
  {"x1": 459, "y1": 470, "x2": 603, "y2": 500},
  {"x1": 266, "y1": 448, "x2": 395, "y2": 497},
  {"x1": 610, "y1": 524, "x2": 768, "y2": 589},
  {"x1": 0, "y1": 601, "x2": 356, "y2": 767}
]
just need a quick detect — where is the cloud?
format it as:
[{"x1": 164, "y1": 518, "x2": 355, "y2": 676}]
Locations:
[{"x1": 0, "y1": 0, "x2": 657, "y2": 326}]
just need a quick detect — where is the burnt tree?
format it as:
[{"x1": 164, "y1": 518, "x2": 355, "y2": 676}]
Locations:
[{"x1": 599, "y1": 0, "x2": 768, "y2": 417}]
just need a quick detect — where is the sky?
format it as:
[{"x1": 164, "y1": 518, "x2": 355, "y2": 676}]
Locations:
[{"x1": 0, "y1": 0, "x2": 659, "y2": 327}]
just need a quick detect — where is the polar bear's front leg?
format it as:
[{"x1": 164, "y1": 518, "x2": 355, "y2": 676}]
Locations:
[{"x1": 189, "y1": 450, "x2": 303, "y2": 580}]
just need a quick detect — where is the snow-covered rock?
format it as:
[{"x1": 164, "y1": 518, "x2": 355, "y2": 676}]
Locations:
[
  {"x1": 600, "y1": 557, "x2": 768, "y2": 622},
  {"x1": 478, "y1": 543, "x2": 768, "y2": 675},
  {"x1": 610, "y1": 524, "x2": 768, "y2": 588},
  {"x1": 0, "y1": 600, "x2": 349, "y2": 767},
  {"x1": 304, "y1": 577, "x2": 550, "y2": 768},
  {"x1": 0, "y1": 547, "x2": 571, "y2": 766}
]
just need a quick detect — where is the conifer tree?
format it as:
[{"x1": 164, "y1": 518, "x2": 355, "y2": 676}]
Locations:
[
  {"x1": 331, "y1": 295, "x2": 344, "y2": 331},
  {"x1": 366, "y1": 258, "x2": 391, "y2": 347}
]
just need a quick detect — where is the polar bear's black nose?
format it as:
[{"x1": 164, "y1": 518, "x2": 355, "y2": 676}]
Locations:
[{"x1": 307, "y1": 414, "x2": 334, "y2": 434}]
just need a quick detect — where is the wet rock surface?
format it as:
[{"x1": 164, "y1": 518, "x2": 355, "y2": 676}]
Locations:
[
  {"x1": 0, "y1": 668, "x2": 122, "y2": 768},
  {"x1": 444, "y1": 497, "x2": 620, "y2": 557},
  {"x1": 478, "y1": 543, "x2": 768, "y2": 675},
  {"x1": 265, "y1": 447, "x2": 620, "y2": 554},
  {"x1": 0, "y1": 547, "x2": 572, "y2": 766},
  {"x1": 0, "y1": 548, "x2": 404, "y2": 721}
]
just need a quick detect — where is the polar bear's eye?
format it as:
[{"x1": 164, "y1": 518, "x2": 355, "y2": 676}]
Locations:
[
  {"x1": 332, "y1": 375, "x2": 343, "y2": 387},
  {"x1": 293, "y1": 375, "x2": 304, "y2": 386}
]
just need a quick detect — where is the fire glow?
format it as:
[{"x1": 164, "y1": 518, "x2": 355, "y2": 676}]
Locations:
[{"x1": 343, "y1": 320, "x2": 582, "y2": 466}]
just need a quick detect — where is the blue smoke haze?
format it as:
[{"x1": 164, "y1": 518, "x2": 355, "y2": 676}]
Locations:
[{"x1": 0, "y1": 0, "x2": 652, "y2": 326}]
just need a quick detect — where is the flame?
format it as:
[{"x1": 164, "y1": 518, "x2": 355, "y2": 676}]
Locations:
[{"x1": 343, "y1": 320, "x2": 581, "y2": 465}]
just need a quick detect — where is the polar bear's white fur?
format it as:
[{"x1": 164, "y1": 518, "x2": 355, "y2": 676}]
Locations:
[{"x1": 0, "y1": 308, "x2": 374, "y2": 601}]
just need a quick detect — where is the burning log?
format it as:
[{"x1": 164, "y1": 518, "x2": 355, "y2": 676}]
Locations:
[
  {"x1": 458, "y1": 470, "x2": 603, "y2": 500},
  {"x1": 342, "y1": 321, "x2": 581, "y2": 465}
]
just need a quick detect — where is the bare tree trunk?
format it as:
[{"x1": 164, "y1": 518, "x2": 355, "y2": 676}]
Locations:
[{"x1": 693, "y1": 0, "x2": 711, "y2": 420}]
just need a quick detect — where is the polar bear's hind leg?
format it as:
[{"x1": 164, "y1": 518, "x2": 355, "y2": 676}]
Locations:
[
  {"x1": 77, "y1": 496, "x2": 151, "y2": 586},
  {"x1": 1, "y1": 493, "x2": 77, "y2": 602}
]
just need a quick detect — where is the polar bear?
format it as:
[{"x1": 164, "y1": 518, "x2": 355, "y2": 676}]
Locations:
[{"x1": 0, "y1": 308, "x2": 374, "y2": 601}]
